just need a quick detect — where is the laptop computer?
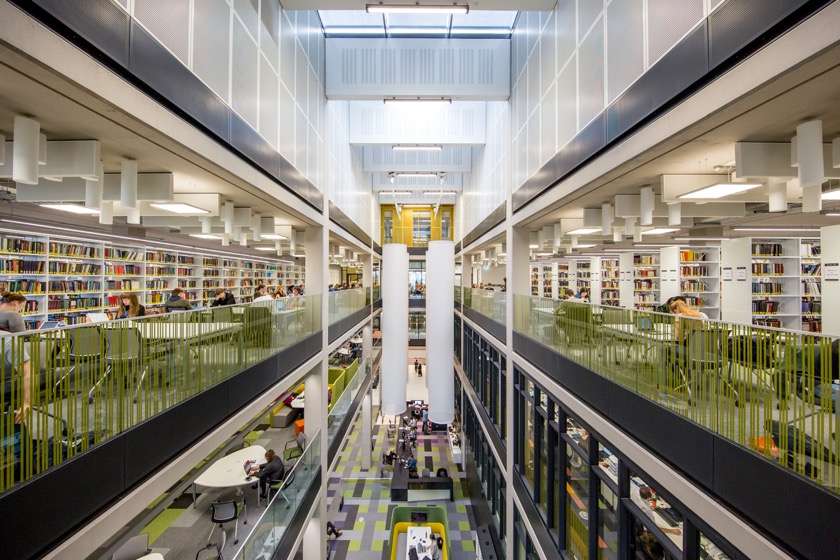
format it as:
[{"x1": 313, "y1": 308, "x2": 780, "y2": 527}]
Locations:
[
  {"x1": 38, "y1": 321, "x2": 61, "y2": 330},
  {"x1": 86, "y1": 313, "x2": 110, "y2": 323},
  {"x1": 635, "y1": 316, "x2": 653, "y2": 331}
]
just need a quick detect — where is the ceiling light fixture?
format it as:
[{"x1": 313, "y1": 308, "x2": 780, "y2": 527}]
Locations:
[
  {"x1": 392, "y1": 145, "x2": 442, "y2": 151},
  {"x1": 189, "y1": 234, "x2": 223, "y2": 240},
  {"x1": 396, "y1": 172, "x2": 439, "y2": 178},
  {"x1": 677, "y1": 182, "x2": 763, "y2": 199},
  {"x1": 260, "y1": 233, "x2": 288, "y2": 240},
  {"x1": 731, "y1": 227, "x2": 821, "y2": 233},
  {"x1": 821, "y1": 190, "x2": 840, "y2": 200},
  {"x1": 572, "y1": 244, "x2": 597, "y2": 249},
  {"x1": 673, "y1": 237, "x2": 729, "y2": 241},
  {"x1": 379, "y1": 191, "x2": 412, "y2": 196},
  {"x1": 367, "y1": 4, "x2": 469, "y2": 15},
  {"x1": 383, "y1": 98, "x2": 452, "y2": 105},
  {"x1": 388, "y1": 172, "x2": 396, "y2": 184},
  {"x1": 641, "y1": 228, "x2": 680, "y2": 236},
  {"x1": 149, "y1": 202, "x2": 210, "y2": 214},
  {"x1": 566, "y1": 227, "x2": 602, "y2": 235},
  {"x1": 39, "y1": 203, "x2": 100, "y2": 215},
  {"x1": 424, "y1": 191, "x2": 457, "y2": 196},
  {"x1": 254, "y1": 246, "x2": 275, "y2": 251}
]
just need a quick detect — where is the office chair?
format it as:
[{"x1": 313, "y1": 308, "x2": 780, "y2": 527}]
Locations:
[
  {"x1": 268, "y1": 470, "x2": 296, "y2": 508},
  {"x1": 196, "y1": 529, "x2": 225, "y2": 560},
  {"x1": 112, "y1": 533, "x2": 150, "y2": 560},
  {"x1": 283, "y1": 432, "x2": 306, "y2": 462},
  {"x1": 209, "y1": 499, "x2": 247, "y2": 545},
  {"x1": 421, "y1": 468, "x2": 431, "y2": 478},
  {"x1": 53, "y1": 324, "x2": 103, "y2": 395}
]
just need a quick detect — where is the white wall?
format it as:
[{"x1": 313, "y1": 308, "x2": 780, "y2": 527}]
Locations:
[
  {"x1": 509, "y1": 0, "x2": 712, "y2": 191},
  {"x1": 457, "y1": 101, "x2": 510, "y2": 239}
]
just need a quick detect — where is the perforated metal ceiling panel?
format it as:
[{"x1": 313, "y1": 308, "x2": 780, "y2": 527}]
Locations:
[{"x1": 325, "y1": 39, "x2": 510, "y2": 99}]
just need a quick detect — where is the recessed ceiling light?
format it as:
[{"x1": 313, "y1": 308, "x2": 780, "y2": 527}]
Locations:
[
  {"x1": 677, "y1": 183, "x2": 763, "y2": 199},
  {"x1": 573, "y1": 244, "x2": 597, "y2": 249},
  {"x1": 39, "y1": 204, "x2": 100, "y2": 215},
  {"x1": 821, "y1": 191, "x2": 840, "y2": 200},
  {"x1": 367, "y1": 3, "x2": 468, "y2": 14},
  {"x1": 392, "y1": 145, "x2": 443, "y2": 151},
  {"x1": 189, "y1": 234, "x2": 223, "y2": 240},
  {"x1": 384, "y1": 98, "x2": 452, "y2": 105},
  {"x1": 424, "y1": 191, "x2": 458, "y2": 196},
  {"x1": 731, "y1": 227, "x2": 820, "y2": 233},
  {"x1": 396, "y1": 172, "x2": 439, "y2": 178},
  {"x1": 254, "y1": 247, "x2": 275, "y2": 251},
  {"x1": 567, "y1": 227, "x2": 602, "y2": 235},
  {"x1": 528, "y1": 244, "x2": 539, "y2": 249},
  {"x1": 260, "y1": 233, "x2": 288, "y2": 240},
  {"x1": 149, "y1": 202, "x2": 210, "y2": 214},
  {"x1": 641, "y1": 228, "x2": 680, "y2": 235},
  {"x1": 379, "y1": 191, "x2": 412, "y2": 196}
]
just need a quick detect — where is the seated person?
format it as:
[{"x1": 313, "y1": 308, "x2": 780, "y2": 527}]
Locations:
[
  {"x1": 118, "y1": 292, "x2": 145, "y2": 318},
  {"x1": 2, "y1": 331, "x2": 31, "y2": 423},
  {"x1": 210, "y1": 288, "x2": 237, "y2": 307},
  {"x1": 164, "y1": 288, "x2": 193, "y2": 312},
  {"x1": 409, "y1": 427, "x2": 417, "y2": 444},
  {"x1": 249, "y1": 449, "x2": 285, "y2": 498},
  {"x1": 429, "y1": 536, "x2": 443, "y2": 560},
  {"x1": 406, "y1": 453, "x2": 417, "y2": 472},
  {"x1": 408, "y1": 417, "x2": 417, "y2": 429},
  {"x1": 383, "y1": 450, "x2": 398, "y2": 465}
]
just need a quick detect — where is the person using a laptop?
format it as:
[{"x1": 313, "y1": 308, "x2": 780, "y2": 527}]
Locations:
[
  {"x1": 164, "y1": 288, "x2": 193, "y2": 312},
  {"x1": 249, "y1": 448, "x2": 285, "y2": 499}
]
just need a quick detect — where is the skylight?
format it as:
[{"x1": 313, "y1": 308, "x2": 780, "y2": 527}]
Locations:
[{"x1": 318, "y1": 10, "x2": 518, "y2": 39}]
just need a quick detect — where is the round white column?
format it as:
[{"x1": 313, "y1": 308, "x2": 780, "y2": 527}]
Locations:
[
  {"x1": 426, "y1": 240, "x2": 455, "y2": 424},
  {"x1": 381, "y1": 243, "x2": 408, "y2": 416}
]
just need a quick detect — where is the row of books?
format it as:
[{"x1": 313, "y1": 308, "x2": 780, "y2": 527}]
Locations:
[
  {"x1": 601, "y1": 280, "x2": 619, "y2": 288},
  {"x1": 49, "y1": 280, "x2": 100, "y2": 292},
  {"x1": 0, "y1": 239, "x2": 45, "y2": 254},
  {"x1": 146, "y1": 266, "x2": 177, "y2": 276},
  {"x1": 177, "y1": 279, "x2": 198, "y2": 288},
  {"x1": 684, "y1": 296, "x2": 705, "y2": 307},
  {"x1": 802, "y1": 301, "x2": 822, "y2": 313},
  {"x1": 634, "y1": 280, "x2": 657, "y2": 290},
  {"x1": 752, "y1": 243, "x2": 784, "y2": 256},
  {"x1": 203, "y1": 258, "x2": 220, "y2": 266},
  {"x1": 0, "y1": 280, "x2": 45, "y2": 293},
  {"x1": 1, "y1": 260, "x2": 45, "y2": 273},
  {"x1": 752, "y1": 300, "x2": 780, "y2": 314},
  {"x1": 177, "y1": 268, "x2": 195, "y2": 276},
  {"x1": 681, "y1": 265, "x2": 710, "y2": 277},
  {"x1": 802, "y1": 280, "x2": 821, "y2": 295},
  {"x1": 752, "y1": 262, "x2": 784, "y2": 276},
  {"x1": 680, "y1": 250, "x2": 710, "y2": 262},
  {"x1": 104, "y1": 248, "x2": 141, "y2": 260},
  {"x1": 105, "y1": 264, "x2": 142, "y2": 275},
  {"x1": 801, "y1": 263, "x2": 821, "y2": 276},
  {"x1": 635, "y1": 269, "x2": 657, "y2": 278},
  {"x1": 106, "y1": 280, "x2": 141, "y2": 291},
  {"x1": 48, "y1": 242, "x2": 99, "y2": 258},
  {"x1": 754, "y1": 317, "x2": 782, "y2": 328},
  {"x1": 178, "y1": 256, "x2": 195, "y2": 264},
  {"x1": 23, "y1": 301, "x2": 38, "y2": 313},
  {"x1": 146, "y1": 252, "x2": 177, "y2": 263},
  {"x1": 47, "y1": 298, "x2": 101, "y2": 311},
  {"x1": 802, "y1": 318, "x2": 822, "y2": 332},
  {"x1": 634, "y1": 256, "x2": 657, "y2": 265},
  {"x1": 800, "y1": 243, "x2": 821, "y2": 257},
  {"x1": 634, "y1": 294, "x2": 659, "y2": 303},
  {"x1": 146, "y1": 280, "x2": 169, "y2": 289},
  {"x1": 681, "y1": 280, "x2": 709, "y2": 292},
  {"x1": 205, "y1": 270, "x2": 221, "y2": 277},
  {"x1": 50, "y1": 263, "x2": 101, "y2": 275},
  {"x1": 602, "y1": 290, "x2": 619, "y2": 300},
  {"x1": 752, "y1": 282, "x2": 782, "y2": 294}
]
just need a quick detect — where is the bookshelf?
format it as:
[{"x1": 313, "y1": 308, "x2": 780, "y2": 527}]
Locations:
[
  {"x1": 557, "y1": 262, "x2": 570, "y2": 298},
  {"x1": 631, "y1": 253, "x2": 660, "y2": 311},
  {"x1": 660, "y1": 246, "x2": 721, "y2": 319},
  {"x1": 600, "y1": 257, "x2": 620, "y2": 307},
  {"x1": 0, "y1": 229, "x2": 303, "y2": 328},
  {"x1": 530, "y1": 264, "x2": 539, "y2": 296},
  {"x1": 542, "y1": 264, "x2": 553, "y2": 299},
  {"x1": 572, "y1": 260, "x2": 591, "y2": 293},
  {"x1": 721, "y1": 237, "x2": 814, "y2": 330}
]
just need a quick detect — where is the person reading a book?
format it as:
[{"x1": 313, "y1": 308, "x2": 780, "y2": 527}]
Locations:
[{"x1": 164, "y1": 288, "x2": 193, "y2": 312}]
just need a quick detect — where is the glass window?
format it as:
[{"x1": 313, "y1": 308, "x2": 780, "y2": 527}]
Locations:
[
  {"x1": 629, "y1": 473, "x2": 683, "y2": 553},
  {"x1": 630, "y1": 514, "x2": 678, "y2": 560},
  {"x1": 565, "y1": 443, "x2": 590, "y2": 560},
  {"x1": 383, "y1": 210, "x2": 393, "y2": 244},
  {"x1": 700, "y1": 531, "x2": 733, "y2": 560},
  {"x1": 441, "y1": 210, "x2": 452, "y2": 240},
  {"x1": 408, "y1": 311, "x2": 426, "y2": 340},
  {"x1": 598, "y1": 481, "x2": 618, "y2": 560},
  {"x1": 523, "y1": 394, "x2": 535, "y2": 491},
  {"x1": 412, "y1": 211, "x2": 431, "y2": 247}
]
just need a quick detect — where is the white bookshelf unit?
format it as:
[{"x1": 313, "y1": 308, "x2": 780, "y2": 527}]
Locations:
[
  {"x1": 660, "y1": 246, "x2": 721, "y2": 320},
  {"x1": 599, "y1": 257, "x2": 620, "y2": 307},
  {"x1": 721, "y1": 237, "x2": 815, "y2": 330},
  {"x1": 0, "y1": 229, "x2": 303, "y2": 328}
]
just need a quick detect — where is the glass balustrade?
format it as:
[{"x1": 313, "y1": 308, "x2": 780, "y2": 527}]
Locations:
[
  {"x1": 234, "y1": 430, "x2": 322, "y2": 560},
  {"x1": 0, "y1": 296, "x2": 322, "y2": 493},
  {"x1": 513, "y1": 294, "x2": 840, "y2": 494},
  {"x1": 327, "y1": 359, "x2": 369, "y2": 446},
  {"x1": 328, "y1": 288, "x2": 367, "y2": 325},
  {"x1": 464, "y1": 288, "x2": 506, "y2": 324},
  {"x1": 454, "y1": 286, "x2": 461, "y2": 304}
]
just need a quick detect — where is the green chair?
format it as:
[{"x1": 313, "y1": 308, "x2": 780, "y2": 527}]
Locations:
[
  {"x1": 283, "y1": 432, "x2": 305, "y2": 462},
  {"x1": 209, "y1": 499, "x2": 246, "y2": 545}
]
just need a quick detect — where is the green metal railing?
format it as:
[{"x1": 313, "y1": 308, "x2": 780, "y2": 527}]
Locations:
[
  {"x1": 328, "y1": 288, "x2": 367, "y2": 325},
  {"x1": 327, "y1": 358, "x2": 368, "y2": 446},
  {"x1": 234, "y1": 429, "x2": 322, "y2": 560},
  {"x1": 464, "y1": 288, "x2": 506, "y2": 324},
  {"x1": 513, "y1": 295, "x2": 840, "y2": 494},
  {"x1": 0, "y1": 296, "x2": 321, "y2": 493}
]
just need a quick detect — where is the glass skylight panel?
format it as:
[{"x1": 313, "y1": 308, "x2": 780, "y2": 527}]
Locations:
[
  {"x1": 319, "y1": 11, "x2": 385, "y2": 36},
  {"x1": 386, "y1": 13, "x2": 450, "y2": 36},
  {"x1": 450, "y1": 11, "x2": 517, "y2": 37}
]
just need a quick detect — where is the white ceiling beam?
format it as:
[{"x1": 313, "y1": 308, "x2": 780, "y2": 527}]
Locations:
[{"x1": 735, "y1": 142, "x2": 840, "y2": 178}]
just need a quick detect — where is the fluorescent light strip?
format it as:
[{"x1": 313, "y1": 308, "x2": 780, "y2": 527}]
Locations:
[
  {"x1": 424, "y1": 191, "x2": 458, "y2": 196},
  {"x1": 260, "y1": 233, "x2": 288, "y2": 240},
  {"x1": 0, "y1": 219, "x2": 294, "y2": 265},
  {"x1": 821, "y1": 191, "x2": 840, "y2": 200},
  {"x1": 641, "y1": 228, "x2": 680, "y2": 235},
  {"x1": 396, "y1": 172, "x2": 438, "y2": 178},
  {"x1": 731, "y1": 227, "x2": 821, "y2": 233},
  {"x1": 366, "y1": 4, "x2": 469, "y2": 14},
  {"x1": 189, "y1": 234, "x2": 222, "y2": 240},
  {"x1": 383, "y1": 98, "x2": 452, "y2": 105},
  {"x1": 39, "y1": 203, "x2": 99, "y2": 215},
  {"x1": 379, "y1": 191, "x2": 412, "y2": 196},
  {"x1": 566, "y1": 227, "x2": 602, "y2": 235},
  {"x1": 149, "y1": 202, "x2": 210, "y2": 214},
  {"x1": 673, "y1": 237, "x2": 729, "y2": 241},
  {"x1": 392, "y1": 145, "x2": 442, "y2": 151},
  {"x1": 677, "y1": 182, "x2": 763, "y2": 199}
]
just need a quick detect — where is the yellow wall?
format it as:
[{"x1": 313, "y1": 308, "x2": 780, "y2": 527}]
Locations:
[{"x1": 381, "y1": 205, "x2": 454, "y2": 248}]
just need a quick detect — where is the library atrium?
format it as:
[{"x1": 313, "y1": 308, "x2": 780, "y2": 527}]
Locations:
[{"x1": 0, "y1": 1, "x2": 839, "y2": 560}]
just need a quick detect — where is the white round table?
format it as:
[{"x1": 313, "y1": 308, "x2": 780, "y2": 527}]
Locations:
[{"x1": 192, "y1": 445, "x2": 266, "y2": 508}]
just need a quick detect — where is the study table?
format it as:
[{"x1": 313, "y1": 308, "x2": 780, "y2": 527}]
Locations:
[
  {"x1": 405, "y1": 526, "x2": 433, "y2": 560},
  {"x1": 192, "y1": 445, "x2": 266, "y2": 508}
]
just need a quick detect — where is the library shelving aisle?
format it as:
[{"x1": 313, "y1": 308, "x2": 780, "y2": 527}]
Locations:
[
  {"x1": 542, "y1": 263, "x2": 553, "y2": 298},
  {"x1": 573, "y1": 259, "x2": 591, "y2": 293},
  {"x1": 619, "y1": 252, "x2": 660, "y2": 311},
  {"x1": 557, "y1": 261, "x2": 570, "y2": 297},
  {"x1": 0, "y1": 229, "x2": 303, "y2": 328},
  {"x1": 530, "y1": 264, "x2": 539, "y2": 296},
  {"x1": 660, "y1": 246, "x2": 721, "y2": 319},
  {"x1": 722, "y1": 237, "x2": 812, "y2": 330}
]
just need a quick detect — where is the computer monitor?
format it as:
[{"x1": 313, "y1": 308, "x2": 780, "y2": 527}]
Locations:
[{"x1": 410, "y1": 511, "x2": 428, "y2": 523}]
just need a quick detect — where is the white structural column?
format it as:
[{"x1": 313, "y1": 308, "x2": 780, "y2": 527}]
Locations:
[
  {"x1": 362, "y1": 323, "x2": 372, "y2": 360},
  {"x1": 302, "y1": 504, "x2": 325, "y2": 560},
  {"x1": 304, "y1": 365, "x2": 324, "y2": 441},
  {"x1": 361, "y1": 391, "x2": 373, "y2": 470},
  {"x1": 426, "y1": 240, "x2": 455, "y2": 424},
  {"x1": 12, "y1": 116, "x2": 40, "y2": 185},
  {"x1": 381, "y1": 243, "x2": 408, "y2": 416}
]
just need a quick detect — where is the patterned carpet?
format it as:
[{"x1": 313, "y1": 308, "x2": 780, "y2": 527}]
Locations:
[{"x1": 326, "y1": 412, "x2": 477, "y2": 560}]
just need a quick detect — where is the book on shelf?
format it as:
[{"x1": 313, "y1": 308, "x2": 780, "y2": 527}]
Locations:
[
  {"x1": 1, "y1": 280, "x2": 46, "y2": 293},
  {"x1": 49, "y1": 262, "x2": 101, "y2": 275},
  {"x1": 145, "y1": 251, "x2": 176, "y2": 263},
  {"x1": 751, "y1": 243, "x2": 784, "y2": 256},
  {"x1": 680, "y1": 265, "x2": 708, "y2": 277},
  {"x1": 752, "y1": 282, "x2": 782, "y2": 294},
  {"x1": 48, "y1": 242, "x2": 99, "y2": 258},
  {"x1": 679, "y1": 250, "x2": 708, "y2": 262},
  {"x1": 178, "y1": 255, "x2": 195, "y2": 264},
  {"x1": 104, "y1": 248, "x2": 141, "y2": 260},
  {"x1": 105, "y1": 280, "x2": 141, "y2": 291},
  {"x1": 752, "y1": 300, "x2": 780, "y2": 314},
  {"x1": 2, "y1": 260, "x2": 45, "y2": 274},
  {"x1": 751, "y1": 262, "x2": 784, "y2": 276},
  {"x1": 681, "y1": 280, "x2": 708, "y2": 292},
  {"x1": 0, "y1": 239, "x2": 45, "y2": 254},
  {"x1": 104, "y1": 264, "x2": 141, "y2": 275},
  {"x1": 48, "y1": 280, "x2": 101, "y2": 293},
  {"x1": 801, "y1": 263, "x2": 821, "y2": 276}
]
